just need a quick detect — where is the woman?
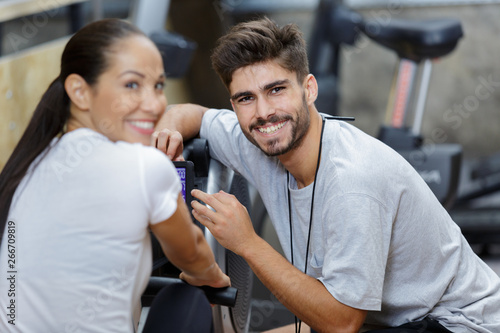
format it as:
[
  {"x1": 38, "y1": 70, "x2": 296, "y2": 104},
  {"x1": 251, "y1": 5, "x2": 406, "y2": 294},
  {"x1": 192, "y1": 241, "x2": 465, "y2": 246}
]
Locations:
[{"x1": 0, "y1": 18, "x2": 229, "y2": 332}]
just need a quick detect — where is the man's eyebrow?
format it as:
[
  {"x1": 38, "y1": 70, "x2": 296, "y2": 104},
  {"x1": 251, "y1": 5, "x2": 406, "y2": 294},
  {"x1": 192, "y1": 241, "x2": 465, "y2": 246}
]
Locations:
[
  {"x1": 263, "y1": 79, "x2": 290, "y2": 91},
  {"x1": 230, "y1": 79, "x2": 291, "y2": 101},
  {"x1": 230, "y1": 91, "x2": 252, "y2": 101}
]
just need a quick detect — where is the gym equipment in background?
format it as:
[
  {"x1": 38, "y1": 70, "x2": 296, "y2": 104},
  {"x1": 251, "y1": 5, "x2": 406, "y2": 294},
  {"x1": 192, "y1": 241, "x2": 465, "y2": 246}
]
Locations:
[
  {"x1": 143, "y1": 139, "x2": 254, "y2": 333},
  {"x1": 309, "y1": 1, "x2": 463, "y2": 209}
]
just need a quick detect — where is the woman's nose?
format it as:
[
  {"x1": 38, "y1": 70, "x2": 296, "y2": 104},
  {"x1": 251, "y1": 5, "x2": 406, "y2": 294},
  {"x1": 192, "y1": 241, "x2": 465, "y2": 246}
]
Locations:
[{"x1": 142, "y1": 89, "x2": 166, "y2": 115}]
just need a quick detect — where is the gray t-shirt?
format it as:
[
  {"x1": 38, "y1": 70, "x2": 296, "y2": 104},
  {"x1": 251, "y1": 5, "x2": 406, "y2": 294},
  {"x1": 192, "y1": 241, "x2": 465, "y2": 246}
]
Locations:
[{"x1": 200, "y1": 109, "x2": 500, "y2": 332}]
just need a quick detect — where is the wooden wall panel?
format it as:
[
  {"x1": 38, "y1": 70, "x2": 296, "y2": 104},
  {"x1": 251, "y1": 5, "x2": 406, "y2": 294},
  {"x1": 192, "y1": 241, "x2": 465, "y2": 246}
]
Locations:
[
  {"x1": 0, "y1": 0, "x2": 87, "y2": 23},
  {"x1": 0, "y1": 37, "x2": 68, "y2": 169}
]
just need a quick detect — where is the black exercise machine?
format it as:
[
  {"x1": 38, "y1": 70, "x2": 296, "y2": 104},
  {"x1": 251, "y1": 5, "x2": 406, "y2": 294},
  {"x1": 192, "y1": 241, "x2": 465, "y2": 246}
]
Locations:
[
  {"x1": 309, "y1": 0, "x2": 463, "y2": 210},
  {"x1": 142, "y1": 139, "x2": 253, "y2": 333}
]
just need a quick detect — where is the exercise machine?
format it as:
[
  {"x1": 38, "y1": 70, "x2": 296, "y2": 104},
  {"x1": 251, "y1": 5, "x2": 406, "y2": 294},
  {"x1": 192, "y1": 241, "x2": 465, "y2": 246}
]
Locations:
[
  {"x1": 309, "y1": 0, "x2": 464, "y2": 209},
  {"x1": 142, "y1": 139, "x2": 253, "y2": 333},
  {"x1": 449, "y1": 152, "x2": 500, "y2": 246},
  {"x1": 310, "y1": 2, "x2": 500, "y2": 247},
  {"x1": 363, "y1": 13, "x2": 463, "y2": 209}
]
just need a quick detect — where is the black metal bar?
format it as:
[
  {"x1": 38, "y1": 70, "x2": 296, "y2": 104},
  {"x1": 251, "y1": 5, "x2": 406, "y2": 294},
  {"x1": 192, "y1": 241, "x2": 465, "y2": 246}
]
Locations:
[{"x1": 145, "y1": 276, "x2": 238, "y2": 308}]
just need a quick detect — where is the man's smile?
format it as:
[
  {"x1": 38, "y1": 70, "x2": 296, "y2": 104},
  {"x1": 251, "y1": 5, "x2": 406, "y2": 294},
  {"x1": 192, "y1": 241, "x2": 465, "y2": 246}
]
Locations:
[{"x1": 255, "y1": 120, "x2": 288, "y2": 135}]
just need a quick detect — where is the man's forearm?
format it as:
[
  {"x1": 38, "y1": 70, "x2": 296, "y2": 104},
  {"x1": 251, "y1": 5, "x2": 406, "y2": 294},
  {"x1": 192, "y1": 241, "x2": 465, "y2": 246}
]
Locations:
[
  {"x1": 241, "y1": 237, "x2": 366, "y2": 333},
  {"x1": 190, "y1": 189, "x2": 366, "y2": 331},
  {"x1": 156, "y1": 103, "x2": 209, "y2": 140}
]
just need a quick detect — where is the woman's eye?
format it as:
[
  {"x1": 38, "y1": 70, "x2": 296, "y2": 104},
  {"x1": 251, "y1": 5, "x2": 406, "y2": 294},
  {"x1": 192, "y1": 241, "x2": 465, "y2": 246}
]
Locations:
[
  {"x1": 126, "y1": 82, "x2": 139, "y2": 89},
  {"x1": 155, "y1": 82, "x2": 165, "y2": 90}
]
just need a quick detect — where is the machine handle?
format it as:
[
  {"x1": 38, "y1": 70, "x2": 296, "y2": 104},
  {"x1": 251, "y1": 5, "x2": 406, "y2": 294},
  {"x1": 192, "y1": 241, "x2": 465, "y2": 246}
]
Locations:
[{"x1": 146, "y1": 276, "x2": 238, "y2": 308}]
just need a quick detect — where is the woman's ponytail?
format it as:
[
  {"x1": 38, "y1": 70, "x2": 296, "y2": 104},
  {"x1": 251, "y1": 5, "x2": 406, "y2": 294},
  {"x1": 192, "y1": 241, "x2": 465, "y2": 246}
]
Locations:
[{"x1": 0, "y1": 77, "x2": 69, "y2": 243}]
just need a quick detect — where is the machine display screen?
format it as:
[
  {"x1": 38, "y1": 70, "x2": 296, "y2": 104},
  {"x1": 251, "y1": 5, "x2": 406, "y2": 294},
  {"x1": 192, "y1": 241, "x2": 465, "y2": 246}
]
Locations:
[{"x1": 173, "y1": 161, "x2": 194, "y2": 203}]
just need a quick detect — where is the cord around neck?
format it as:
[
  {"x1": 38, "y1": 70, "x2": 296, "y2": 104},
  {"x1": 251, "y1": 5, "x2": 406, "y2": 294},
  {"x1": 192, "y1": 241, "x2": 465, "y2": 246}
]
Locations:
[{"x1": 287, "y1": 118, "x2": 326, "y2": 333}]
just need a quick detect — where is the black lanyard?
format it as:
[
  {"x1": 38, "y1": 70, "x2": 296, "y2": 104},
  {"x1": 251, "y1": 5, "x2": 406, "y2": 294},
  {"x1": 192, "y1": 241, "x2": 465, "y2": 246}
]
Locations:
[{"x1": 287, "y1": 118, "x2": 326, "y2": 333}]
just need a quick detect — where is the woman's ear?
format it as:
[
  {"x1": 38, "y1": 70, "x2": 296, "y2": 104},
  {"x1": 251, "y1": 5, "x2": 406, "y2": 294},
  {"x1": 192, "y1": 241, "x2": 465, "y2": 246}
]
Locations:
[
  {"x1": 65, "y1": 74, "x2": 91, "y2": 111},
  {"x1": 303, "y1": 74, "x2": 318, "y2": 105}
]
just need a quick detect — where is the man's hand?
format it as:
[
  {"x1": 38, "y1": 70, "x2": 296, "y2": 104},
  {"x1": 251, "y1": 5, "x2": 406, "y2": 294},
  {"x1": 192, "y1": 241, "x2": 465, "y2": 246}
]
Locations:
[
  {"x1": 190, "y1": 189, "x2": 258, "y2": 256},
  {"x1": 151, "y1": 128, "x2": 185, "y2": 161},
  {"x1": 152, "y1": 103, "x2": 208, "y2": 160},
  {"x1": 191, "y1": 190, "x2": 367, "y2": 332}
]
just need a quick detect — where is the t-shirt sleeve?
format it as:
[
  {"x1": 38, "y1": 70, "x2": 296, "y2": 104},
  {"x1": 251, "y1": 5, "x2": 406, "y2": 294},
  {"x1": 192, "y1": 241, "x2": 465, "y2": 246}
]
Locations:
[
  {"x1": 199, "y1": 108, "x2": 261, "y2": 182},
  {"x1": 318, "y1": 194, "x2": 391, "y2": 311},
  {"x1": 200, "y1": 109, "x2": 239, "y2": 166},
  {"x1": 139, "y1": 146, "x2": 181, "y2": 225}
]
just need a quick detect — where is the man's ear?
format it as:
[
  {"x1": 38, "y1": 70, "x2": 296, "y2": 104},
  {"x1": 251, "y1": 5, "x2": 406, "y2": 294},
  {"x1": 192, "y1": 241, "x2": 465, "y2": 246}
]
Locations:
[
  {"x1": 303, "y1": 74, "x2": 318, "y2": 104},
  {"x1": 65, "y1": 74, "x2": 91, "y2": 111}
]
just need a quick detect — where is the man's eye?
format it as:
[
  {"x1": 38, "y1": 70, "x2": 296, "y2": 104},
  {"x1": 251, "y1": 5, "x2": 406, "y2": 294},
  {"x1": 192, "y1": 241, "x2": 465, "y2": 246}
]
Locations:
[
  {"x1": 126, "y1": 82, "x2": 139, "y2": 89},
  {"x1": 155, "y1": 82, "x2": 165, "y2": 90},
  {"x1": 271, "y1": 86, "x2": 284, "y2": 94},
  {"x1": 238, "y1": 96, "x2": 253, "y2": 103}
]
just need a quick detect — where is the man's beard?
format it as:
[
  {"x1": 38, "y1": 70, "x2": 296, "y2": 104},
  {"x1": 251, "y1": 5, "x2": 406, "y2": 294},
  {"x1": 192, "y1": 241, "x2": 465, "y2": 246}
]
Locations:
[{"x1": 243, "y1": 95, "x2": 310, "y2": 157}]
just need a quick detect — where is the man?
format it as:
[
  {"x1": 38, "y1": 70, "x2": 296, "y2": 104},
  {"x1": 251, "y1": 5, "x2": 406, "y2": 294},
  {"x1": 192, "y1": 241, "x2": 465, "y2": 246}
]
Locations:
[{"x1": 153, "y1": 17, "x2": 500, "y2": 333}]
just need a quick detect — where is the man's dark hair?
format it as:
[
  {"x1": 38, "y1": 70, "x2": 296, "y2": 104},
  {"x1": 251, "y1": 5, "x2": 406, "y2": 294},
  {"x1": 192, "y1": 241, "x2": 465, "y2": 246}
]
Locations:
[{"x1": 211, "y1": 17, "x2": 309, "y2": 88}]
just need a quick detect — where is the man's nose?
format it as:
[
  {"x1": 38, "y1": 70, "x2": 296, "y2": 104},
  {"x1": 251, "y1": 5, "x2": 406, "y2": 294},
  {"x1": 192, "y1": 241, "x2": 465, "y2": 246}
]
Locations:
[{"x1": 255, "y1": 97, "x2": 276, "y2": 120}]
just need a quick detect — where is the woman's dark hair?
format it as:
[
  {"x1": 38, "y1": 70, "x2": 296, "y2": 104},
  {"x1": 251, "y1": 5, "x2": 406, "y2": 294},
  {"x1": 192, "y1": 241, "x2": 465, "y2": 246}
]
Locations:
[
  {"x1": 0, "y1": 18, "x2": 145, "y2": 244},
  {"x1": 211, "y1": 16, "x2": 309, "y2": 89}
]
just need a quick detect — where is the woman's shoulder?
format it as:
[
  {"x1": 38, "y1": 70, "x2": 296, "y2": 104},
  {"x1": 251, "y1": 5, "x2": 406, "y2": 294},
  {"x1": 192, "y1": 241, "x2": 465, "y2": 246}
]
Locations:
[
  {"x1": 58, "y1": 128, "x2": 172, "y2": 169},
  {"x1": 115, "y1": 140, "x2": 169, "y2": 162}
]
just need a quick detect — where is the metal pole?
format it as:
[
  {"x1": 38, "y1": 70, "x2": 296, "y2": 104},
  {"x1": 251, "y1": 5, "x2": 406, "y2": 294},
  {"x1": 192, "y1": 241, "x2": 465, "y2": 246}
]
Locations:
[
  {"x1": 130, "y1": 0, "x2": 171, "y2": 35},
  {"x1": 412, "y1": 59, "x2": 433, "y2": 136},
  {"x1": 91, "y1": 0, "x2": 103, "y2": 21}
]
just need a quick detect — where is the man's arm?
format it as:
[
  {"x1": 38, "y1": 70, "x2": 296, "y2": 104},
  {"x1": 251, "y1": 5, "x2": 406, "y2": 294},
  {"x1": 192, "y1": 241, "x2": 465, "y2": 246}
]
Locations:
[
  {"x1": 191, "y1": 189, "x2": 367, "y2": 333},
  {"x1": 152, "y1": 103, "x2": 209, "y2": 160}
]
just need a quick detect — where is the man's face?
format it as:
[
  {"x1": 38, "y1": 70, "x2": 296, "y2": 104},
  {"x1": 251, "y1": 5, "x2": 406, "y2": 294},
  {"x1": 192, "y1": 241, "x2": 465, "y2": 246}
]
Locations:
[{"x1": 229, "y1": 61, "x2": 312, "y2": 157}]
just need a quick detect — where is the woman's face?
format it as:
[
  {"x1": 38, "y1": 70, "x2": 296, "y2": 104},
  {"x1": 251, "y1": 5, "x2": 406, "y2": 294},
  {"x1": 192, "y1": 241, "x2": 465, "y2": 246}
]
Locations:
[{"x1": 85, "y1": 34, "x2": 167, "y2": 145}]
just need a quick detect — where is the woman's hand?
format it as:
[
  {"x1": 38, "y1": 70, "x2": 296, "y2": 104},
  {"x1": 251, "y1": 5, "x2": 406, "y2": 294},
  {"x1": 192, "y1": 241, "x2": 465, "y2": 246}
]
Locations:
[{"x1": 180, "y1": 263, "x2": 231, "y2": 289}]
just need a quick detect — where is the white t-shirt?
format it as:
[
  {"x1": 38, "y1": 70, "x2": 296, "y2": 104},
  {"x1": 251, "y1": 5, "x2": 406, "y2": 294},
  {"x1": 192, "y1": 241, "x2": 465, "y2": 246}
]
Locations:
[
  {"x1": 200, "y1": 108, "x2": 500, "y2": 333},
  {"x1": 0, "y1": 128, "x2": 180, "y2": 332}
]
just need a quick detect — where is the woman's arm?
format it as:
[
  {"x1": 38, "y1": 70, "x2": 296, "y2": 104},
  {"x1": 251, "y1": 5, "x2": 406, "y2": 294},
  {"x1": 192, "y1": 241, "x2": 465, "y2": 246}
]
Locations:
[{"x1": 150, "y1": 193, "x2": 230, "y2": 288}]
